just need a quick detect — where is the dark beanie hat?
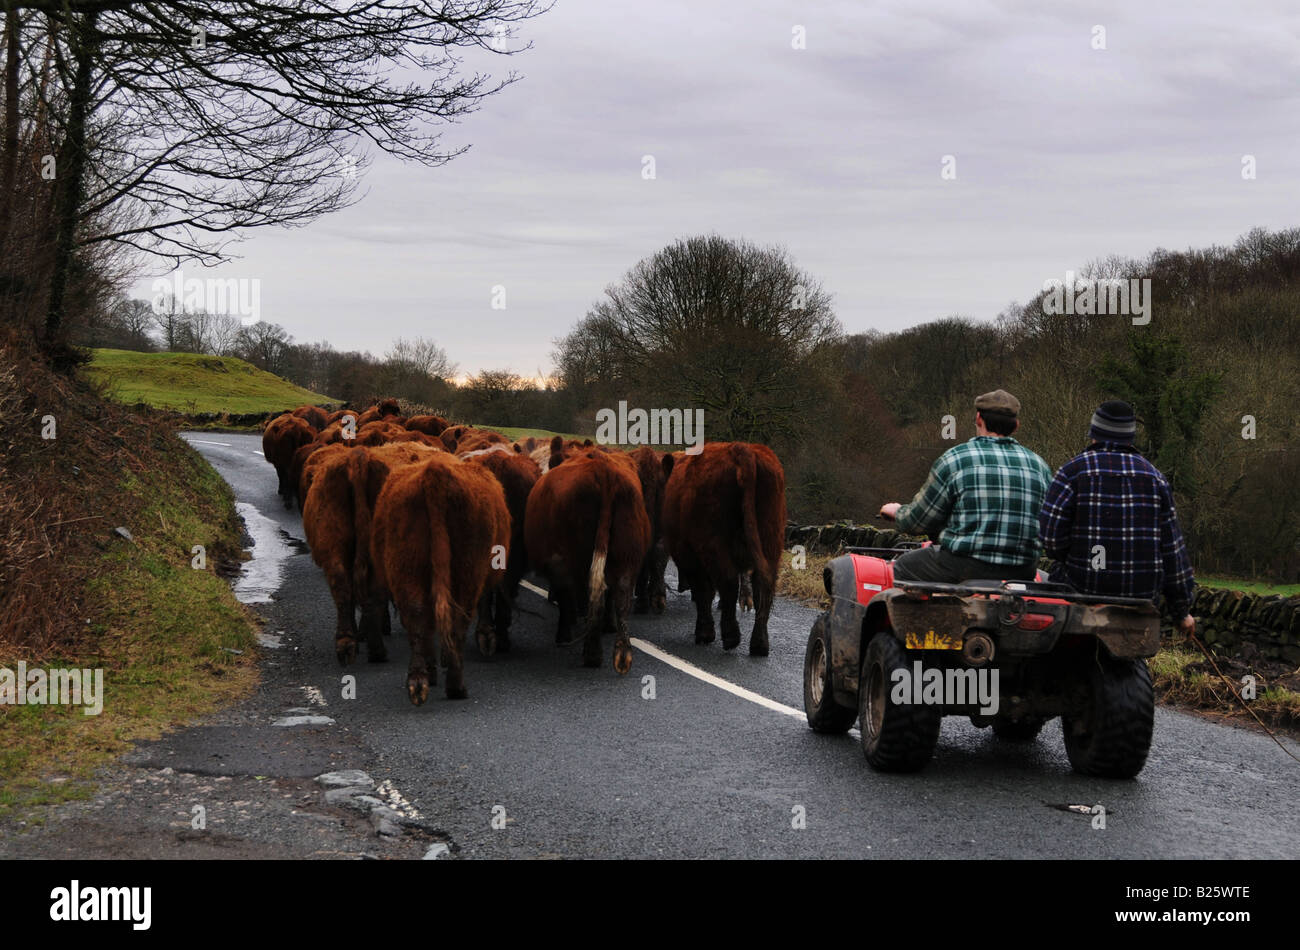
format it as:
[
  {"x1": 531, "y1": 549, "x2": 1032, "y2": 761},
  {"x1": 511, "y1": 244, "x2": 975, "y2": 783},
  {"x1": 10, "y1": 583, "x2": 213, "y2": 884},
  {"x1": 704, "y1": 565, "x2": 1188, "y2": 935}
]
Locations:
[{"x1": 1090, "y1": 400, "x2": 1136, "y2": 443}]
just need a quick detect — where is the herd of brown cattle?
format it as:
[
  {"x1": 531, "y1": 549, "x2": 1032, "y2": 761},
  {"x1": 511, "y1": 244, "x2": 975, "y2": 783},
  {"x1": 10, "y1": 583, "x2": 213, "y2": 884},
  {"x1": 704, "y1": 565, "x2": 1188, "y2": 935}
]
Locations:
[{"x1": 261, "y1": 401, "x2": 787, "y2": 706}]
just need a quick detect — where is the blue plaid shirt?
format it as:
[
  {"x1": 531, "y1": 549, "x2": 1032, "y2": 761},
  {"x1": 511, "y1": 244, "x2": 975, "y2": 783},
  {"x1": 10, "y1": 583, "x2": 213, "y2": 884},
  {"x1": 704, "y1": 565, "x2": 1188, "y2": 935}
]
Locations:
[{"x1": 1038, "y1": 442, "x2": 1195, "y2": 614}]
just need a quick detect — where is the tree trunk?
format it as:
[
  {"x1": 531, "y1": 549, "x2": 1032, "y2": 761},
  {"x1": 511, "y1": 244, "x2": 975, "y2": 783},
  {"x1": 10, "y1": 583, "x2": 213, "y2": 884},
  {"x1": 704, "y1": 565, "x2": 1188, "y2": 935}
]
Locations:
[
  {"x1": 1, "y1": 5, "x2": 20, "y2": 253},
  {"x1": 43, "y1": 8, "x2": 98, "y2": 346}
]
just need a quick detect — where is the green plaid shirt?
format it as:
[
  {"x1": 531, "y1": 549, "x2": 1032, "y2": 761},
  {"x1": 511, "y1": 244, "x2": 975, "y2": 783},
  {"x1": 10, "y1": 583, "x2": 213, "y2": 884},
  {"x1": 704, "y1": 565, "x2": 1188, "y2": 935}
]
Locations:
[{"x1": 896, "y1": 436, "x2": 1053, "y2": 566}]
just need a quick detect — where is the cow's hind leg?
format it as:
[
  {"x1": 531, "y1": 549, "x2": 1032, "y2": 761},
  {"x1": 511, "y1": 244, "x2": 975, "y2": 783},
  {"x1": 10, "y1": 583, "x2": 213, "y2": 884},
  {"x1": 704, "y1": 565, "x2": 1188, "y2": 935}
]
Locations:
[
  {"x1": 331, "y1": 582, "x2": 358, "y2": 665},
  {"x1": 582, "y1": 617, "x2": 603, "y2": 668},
  {"x1": 718, "y1": 575, "x2": 742, "y2": 650},
  {"x1": 611, "y1": 574, "x2": 634, "y2": 675},
  {"x1": 400, "y1": 605, "x2": 436, "y2": 706},
  {"x1": 474, "y1": 588, "x2": 497, "y2": 657},
  {"x1": 633, "y1": 562, "x2": 650, "y2": 615},
  {"x1": 441, "y1": 612, "x2": 469, "y2": 700},
  {"x1": 749, "y1": 573, "x2": 773, "y2": 657},
  {"x1": 554, "y1": 582, "x2": 580, "y2": 646},
  {"x1": 601, "y1": 587, "x2": 617, "y2": 634},
  {"x1": 648, "y1": 543, "x2": 669, "y2": 614},
  {"x1": 691, "y1": 576, "x2": 716, "y2": 645},
  {"x1": 494, "y1": 585, "x2": 514, "y2": 653},
  {"x1": 359, "y1": 598, "x2": 388, "y2": 663}
]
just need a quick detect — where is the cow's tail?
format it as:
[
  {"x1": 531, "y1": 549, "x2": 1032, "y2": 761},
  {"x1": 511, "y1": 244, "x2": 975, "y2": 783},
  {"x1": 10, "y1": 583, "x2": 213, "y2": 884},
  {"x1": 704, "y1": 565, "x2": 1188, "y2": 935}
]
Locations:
[
  {"x1": 347, "y1": 447, "x2": 373, "y2": 596},
  {"x1": 586, "y1": 467, "x2": 614, "y2": 622},
  {"x1": 420, "y1": 461, "x2": 456, "y2": 633},
  {"x1": 732, "y1": 443, "x2": 772, "y2": 585}
]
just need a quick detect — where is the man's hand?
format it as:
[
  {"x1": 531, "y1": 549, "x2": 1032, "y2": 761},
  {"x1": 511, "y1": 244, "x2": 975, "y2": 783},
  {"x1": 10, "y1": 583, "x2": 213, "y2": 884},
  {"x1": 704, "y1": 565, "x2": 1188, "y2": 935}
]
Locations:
[
  {"x1": 879, "y1": 503, "x2": 901, "y2": 521},
  {"x1": 1179, "y1": 614, "x2": 1195, "y2": 636}
]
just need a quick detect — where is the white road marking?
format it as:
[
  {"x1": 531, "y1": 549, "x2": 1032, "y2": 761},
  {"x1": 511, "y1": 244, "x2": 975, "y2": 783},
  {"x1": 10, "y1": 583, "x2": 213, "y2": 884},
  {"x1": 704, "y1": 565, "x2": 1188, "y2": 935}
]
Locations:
[
  {"x1": 189, "y1": 439, "x2": 232, "y2": 446},
  {"x1": 518, "y1": 578, "x2": 807, "y2": 723},
  {"x1": 630, "y1": 637, "x2": 805, "y2": 721},
  {"x1": 254, "y1": 450, "x2": 264, "y2": 456}
]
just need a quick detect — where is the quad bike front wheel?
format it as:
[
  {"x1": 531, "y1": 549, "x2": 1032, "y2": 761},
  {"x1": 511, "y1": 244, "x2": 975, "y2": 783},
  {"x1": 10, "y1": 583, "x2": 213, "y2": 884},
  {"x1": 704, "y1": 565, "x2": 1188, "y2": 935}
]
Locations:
[{"x1": 803, "y1": 612, "x2": 857, "y2": 734}]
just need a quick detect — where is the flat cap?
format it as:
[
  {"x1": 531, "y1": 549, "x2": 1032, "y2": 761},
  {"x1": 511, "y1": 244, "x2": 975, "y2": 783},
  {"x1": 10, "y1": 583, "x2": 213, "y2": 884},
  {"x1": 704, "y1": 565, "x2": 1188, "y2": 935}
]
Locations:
[{"x1": 974, "y1": 389, "x2": 1020, "y2": 416}]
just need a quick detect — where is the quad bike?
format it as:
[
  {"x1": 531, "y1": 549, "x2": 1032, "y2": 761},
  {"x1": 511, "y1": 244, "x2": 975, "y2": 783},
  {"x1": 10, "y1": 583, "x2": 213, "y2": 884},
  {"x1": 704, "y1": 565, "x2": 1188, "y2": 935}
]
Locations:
[{"x1": 802, "y1": 542, "x2": 1161, "y2": 777}]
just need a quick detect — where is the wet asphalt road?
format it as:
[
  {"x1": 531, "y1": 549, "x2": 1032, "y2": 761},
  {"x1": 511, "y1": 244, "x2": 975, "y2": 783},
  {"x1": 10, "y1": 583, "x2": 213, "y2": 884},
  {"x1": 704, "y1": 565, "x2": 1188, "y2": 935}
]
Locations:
[{"x1": 182, "y1": 432, "x2": 1300, "y2": 859}]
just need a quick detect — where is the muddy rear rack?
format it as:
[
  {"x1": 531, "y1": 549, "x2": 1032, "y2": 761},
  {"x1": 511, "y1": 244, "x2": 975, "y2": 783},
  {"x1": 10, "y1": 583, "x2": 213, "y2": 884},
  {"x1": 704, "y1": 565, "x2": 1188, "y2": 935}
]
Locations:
[{"x1": 891, "y1": 578, "x2": 1155, "y2": 608}]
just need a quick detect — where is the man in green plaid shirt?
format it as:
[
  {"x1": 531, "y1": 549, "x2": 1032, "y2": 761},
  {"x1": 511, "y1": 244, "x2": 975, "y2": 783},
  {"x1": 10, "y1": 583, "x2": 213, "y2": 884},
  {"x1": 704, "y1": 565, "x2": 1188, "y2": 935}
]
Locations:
[{"x1": 879, "y1": 390, "x2": 1052, "y2": 582}]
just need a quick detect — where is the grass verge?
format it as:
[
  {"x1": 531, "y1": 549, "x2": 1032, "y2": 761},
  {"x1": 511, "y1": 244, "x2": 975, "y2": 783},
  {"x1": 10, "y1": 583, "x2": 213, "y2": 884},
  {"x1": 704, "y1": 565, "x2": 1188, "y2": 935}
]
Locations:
[
  {"x1": 1197, "y1": 575, "x2": 1300, "y2": 597},
  {"x1": 85, "y1": 348, "x2": 336, "y2": 415},
  {"x1": 1, "y1": 343, "x2": 260, "y2": 821}
]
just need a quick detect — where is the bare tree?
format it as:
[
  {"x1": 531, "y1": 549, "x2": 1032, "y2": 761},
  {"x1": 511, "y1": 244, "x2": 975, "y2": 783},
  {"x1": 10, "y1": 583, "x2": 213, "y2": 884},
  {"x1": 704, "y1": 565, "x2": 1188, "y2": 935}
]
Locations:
[
  {"x1": 0, "y1": 0, "x2": 552, "y2": 349},
  {"x1": 386, "y1": 335, "x2": 457, "y2": 380},
  {"x1": 235, "y1": 320, "x2": 291, "y2": 375},
  {"x1": 208, "y1": 311, "x2": 242, "y2": 356},
  {"x1": 556, "y1": 234, "x2": 843, "y2": 442},
  {"x1": 150, "y1": 293, "x2": 187, "y2": 351},
  {"x1": 107, "y1": 294, "x2": 153, "y2": 349}
]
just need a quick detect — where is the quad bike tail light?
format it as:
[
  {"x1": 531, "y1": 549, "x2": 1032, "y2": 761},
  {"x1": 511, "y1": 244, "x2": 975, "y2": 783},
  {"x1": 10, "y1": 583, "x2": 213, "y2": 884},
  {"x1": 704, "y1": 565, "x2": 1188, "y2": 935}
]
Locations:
[{"x1": 1016, "y1": 612, "x2": 1056, "y2": 631}]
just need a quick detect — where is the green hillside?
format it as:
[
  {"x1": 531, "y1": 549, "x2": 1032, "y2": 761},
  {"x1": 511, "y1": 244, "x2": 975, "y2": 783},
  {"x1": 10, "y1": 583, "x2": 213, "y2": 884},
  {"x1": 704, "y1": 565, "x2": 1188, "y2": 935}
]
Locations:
[{"x1": 86, "y1": 349, "x2": 337, "y2": 415}]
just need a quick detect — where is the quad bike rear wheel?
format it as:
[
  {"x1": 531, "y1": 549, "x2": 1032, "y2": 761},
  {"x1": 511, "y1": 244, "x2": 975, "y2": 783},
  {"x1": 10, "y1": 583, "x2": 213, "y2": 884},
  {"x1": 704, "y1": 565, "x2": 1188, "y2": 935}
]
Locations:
[
  {"x1": 859, "y1": 631, "x2": 941, "y2": 772},
  {"x1": 1062, "y1": 656, "x2": 1154, "y2": 778}
]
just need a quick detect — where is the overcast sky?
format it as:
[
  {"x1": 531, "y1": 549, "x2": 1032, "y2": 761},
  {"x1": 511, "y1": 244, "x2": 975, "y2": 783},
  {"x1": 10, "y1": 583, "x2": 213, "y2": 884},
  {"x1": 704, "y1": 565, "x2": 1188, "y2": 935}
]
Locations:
[{"x1": 130, "y1": 0, "x2": 1300, "y2": 378}]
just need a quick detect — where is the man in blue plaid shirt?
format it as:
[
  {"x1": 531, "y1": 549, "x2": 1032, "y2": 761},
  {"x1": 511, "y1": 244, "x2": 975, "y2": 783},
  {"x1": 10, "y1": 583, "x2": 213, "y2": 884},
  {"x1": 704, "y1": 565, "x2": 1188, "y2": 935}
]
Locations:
[
  {"x1": 879, "y1": 390, "x2": 1053, "y2": 582},
  {"x1": 1039, "y1": 400, "x2": 1197, "y2": 635}
]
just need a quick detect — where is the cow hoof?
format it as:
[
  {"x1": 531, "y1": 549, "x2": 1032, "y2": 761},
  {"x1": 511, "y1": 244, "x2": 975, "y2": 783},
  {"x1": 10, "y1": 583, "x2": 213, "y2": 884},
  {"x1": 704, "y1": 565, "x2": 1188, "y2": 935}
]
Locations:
[
  {"x1": 722, "y1": 636, "x2": 741, "y2": 650},
  {"x1": 476, "y1": 627, "x2": 496, "y2": 657},
  {"x1": 407, "y1": 675, "x2": 429, "y2": 706},
  {"x1": 613, "y1": 645, "x2": 633, "y2": 675},
  {"x1": 651, "y1": 594, "x2": 666, "y2": 614},
  {"x1": 335, "y1": 637, "x2": 357, "y2": 665},
  {"x1": 367, "y1": 648, "x2": 388, "y2": 664},
  {"x1": 446, "y1": 685, "x2": 468, "y2": 700},
  {"x1": 749, "y1": 636, "x2": 769, "y2": 657},
  {"x1": 495, "y1": 632, "x2": 512, "y2": 654}
]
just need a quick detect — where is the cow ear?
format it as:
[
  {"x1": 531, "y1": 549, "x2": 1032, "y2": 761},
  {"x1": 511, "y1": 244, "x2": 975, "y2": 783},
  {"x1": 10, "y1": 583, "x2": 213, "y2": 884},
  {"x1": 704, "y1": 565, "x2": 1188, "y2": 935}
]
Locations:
[{"x1": 661, "y1": 452, "x2": 674, "y2": 478}]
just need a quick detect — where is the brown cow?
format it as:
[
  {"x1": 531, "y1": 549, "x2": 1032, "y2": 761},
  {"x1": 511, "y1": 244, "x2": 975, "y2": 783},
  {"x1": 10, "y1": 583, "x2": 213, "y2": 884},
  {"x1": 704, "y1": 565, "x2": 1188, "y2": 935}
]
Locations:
[
  {"x1": 467, "y1": 448, "x2": 540, "y2": 655},
  {"x1": 355, "y1": 398, "x2": 402, "y2": 427},
  {"x1": 289, "y1": 424, "x2": 442, "y2": 510},
  {"x1": 301, "y1": 442, "x2": 442, "y2": 664},
  {"x1": 405, "y1": 414, "x2": 450, "y2": 437},
  {"x1": 627, "y1": 446, "x2": 675, "y2": 614},
  {"x1": 263, "y1": 413, "x2": 316, "y2": 507},
  {"x1": 292, "y1": 404, "x2": 329, "y2": 431},
  {"x1": 440, "y1": 424, "x2": 504, "y2": 453},
  {"x1": 456, "y1": 430, "x2": 509, "y2": 454},
  {"x1": 662, "y1": 442, "x2": 785, "y2": 655},
  {"x1": 525, "y1": 448, "x2": 651, "y2": 673},
  {"x1": 371, "y1": 453, "x2": 511, "y2": 705}
]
